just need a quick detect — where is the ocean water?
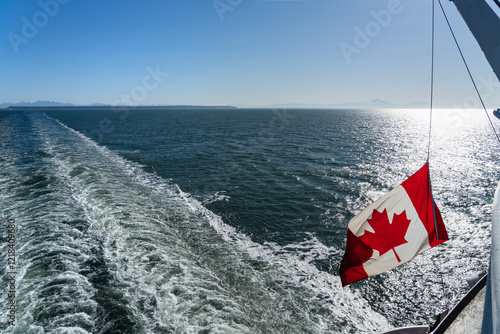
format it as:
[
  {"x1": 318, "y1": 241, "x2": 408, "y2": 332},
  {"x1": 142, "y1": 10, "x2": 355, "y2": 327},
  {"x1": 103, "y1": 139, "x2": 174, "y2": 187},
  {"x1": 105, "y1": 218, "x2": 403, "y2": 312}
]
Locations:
[{"x1": 0, "y1": 108, "x2": 498, "y2": 333}]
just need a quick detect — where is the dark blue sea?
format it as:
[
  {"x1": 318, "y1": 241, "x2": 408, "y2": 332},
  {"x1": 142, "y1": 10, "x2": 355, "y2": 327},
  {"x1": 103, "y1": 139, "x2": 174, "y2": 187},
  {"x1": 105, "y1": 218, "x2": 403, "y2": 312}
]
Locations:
[{"x1": 0, "y1": 108, "x2": 498, "y2": 333}]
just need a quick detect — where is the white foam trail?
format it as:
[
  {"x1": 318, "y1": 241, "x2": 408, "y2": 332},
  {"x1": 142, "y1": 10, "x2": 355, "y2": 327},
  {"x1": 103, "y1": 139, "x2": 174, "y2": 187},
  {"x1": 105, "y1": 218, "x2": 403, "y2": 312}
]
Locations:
[
  {"x1": 0, "y1": 112, "x2": 393, "y2": 333},
  {"x1": 0, "y1": 114, "x2": 101, "y2": 333}
]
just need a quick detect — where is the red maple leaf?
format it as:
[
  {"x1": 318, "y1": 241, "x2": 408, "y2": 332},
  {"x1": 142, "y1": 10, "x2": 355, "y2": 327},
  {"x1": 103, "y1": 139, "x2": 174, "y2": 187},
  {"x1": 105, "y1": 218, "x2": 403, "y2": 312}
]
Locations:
[{"x1": 358, "y1": 209, "x2": 411, "y2": 262}]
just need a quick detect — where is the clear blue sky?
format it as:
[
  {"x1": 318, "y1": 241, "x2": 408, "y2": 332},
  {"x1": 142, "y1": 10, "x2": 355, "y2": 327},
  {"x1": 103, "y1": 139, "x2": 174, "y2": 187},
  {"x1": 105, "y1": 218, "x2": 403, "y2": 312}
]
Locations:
[{"x1": 1, "y1": 0, "x2": 500, "y2": 107}]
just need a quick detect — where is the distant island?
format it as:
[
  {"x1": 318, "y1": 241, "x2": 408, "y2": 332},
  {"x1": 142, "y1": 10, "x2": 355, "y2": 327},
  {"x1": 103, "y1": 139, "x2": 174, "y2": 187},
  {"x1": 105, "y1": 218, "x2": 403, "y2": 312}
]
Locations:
[
  {"x1": 0, "y1": 101, "x2": 237, "y2": 110},
  {"x1": 3, "y1": 99, "x2": 475, "y2": 110},
  {"x1": 5, "y1": 105, "x2": 238, "y2": 110},
  {"x1": 0, "y1": 100, "x2": 76, "y2": 108}
]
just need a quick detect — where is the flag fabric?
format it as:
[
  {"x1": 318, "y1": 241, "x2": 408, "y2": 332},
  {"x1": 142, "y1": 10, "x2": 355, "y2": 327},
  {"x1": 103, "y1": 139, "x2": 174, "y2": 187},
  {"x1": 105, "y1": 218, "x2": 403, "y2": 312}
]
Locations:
[{"x1": 339, "y1": 163, "x2": 448, "y2": 286}]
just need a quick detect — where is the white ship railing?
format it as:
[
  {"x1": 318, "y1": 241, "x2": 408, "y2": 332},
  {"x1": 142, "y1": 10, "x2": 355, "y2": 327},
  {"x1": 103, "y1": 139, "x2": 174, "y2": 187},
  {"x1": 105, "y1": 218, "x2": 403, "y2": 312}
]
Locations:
[{"x1": 482, "y1": 181, "x2": 500, "y2": 333}]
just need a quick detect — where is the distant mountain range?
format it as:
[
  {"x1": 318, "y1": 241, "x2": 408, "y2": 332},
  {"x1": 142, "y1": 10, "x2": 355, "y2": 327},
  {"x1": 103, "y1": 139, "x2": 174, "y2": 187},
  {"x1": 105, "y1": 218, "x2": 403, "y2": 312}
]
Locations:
[
  {"x1": 250, "y1": 101, "x2": 431, "y2": 109},
  {"x1": 241, "y1": 99, "x2": 440, "y2": 109},
  {"x1": 0, "y1": 101, "x2": 237, "y2": 110},
  {"x1": 1, "y1": 100, "x2": 447, "y2": 110},
  {"x1": 0, "y1": 101, "x2": 104, "y2": 108}
]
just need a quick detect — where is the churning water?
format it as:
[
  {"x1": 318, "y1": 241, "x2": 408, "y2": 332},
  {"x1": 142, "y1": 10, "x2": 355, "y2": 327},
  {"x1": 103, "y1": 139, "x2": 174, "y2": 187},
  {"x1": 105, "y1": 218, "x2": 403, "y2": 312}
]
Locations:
[{"x1": 0, "y1": 108, "x2": 498, "y2": 333}]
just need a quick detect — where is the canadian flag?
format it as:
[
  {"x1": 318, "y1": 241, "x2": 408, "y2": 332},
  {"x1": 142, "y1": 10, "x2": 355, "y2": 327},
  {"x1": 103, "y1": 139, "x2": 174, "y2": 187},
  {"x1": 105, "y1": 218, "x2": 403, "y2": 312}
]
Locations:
[{"x1": 339, "y1": 163, "x2": 448, "y2": 286}]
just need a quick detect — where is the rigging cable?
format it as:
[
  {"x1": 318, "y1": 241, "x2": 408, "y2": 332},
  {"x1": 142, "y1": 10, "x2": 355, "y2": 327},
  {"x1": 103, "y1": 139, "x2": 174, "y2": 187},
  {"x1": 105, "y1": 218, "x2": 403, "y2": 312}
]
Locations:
[
  {"x1": 437, "y1": 0, "x2": 500, "y2": 145},
  {"x1": 429, "y1": 0, "x2": 448, "y2": 312},
  {"x1": 494, "y1": 0, "x2": 500, "y2": 9},
  {"x1": 428, "y1": 0, "x2": 436, "y2": 163}
]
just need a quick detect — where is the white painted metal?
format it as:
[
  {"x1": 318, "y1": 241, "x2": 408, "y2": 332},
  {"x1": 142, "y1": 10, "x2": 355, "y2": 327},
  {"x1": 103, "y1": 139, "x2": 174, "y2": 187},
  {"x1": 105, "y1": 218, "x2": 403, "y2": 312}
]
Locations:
[{"x1": 452, "y1": 0, "x2": 500, "y2": 82}]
